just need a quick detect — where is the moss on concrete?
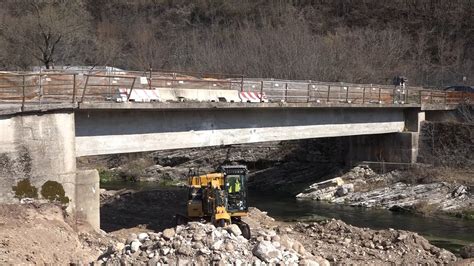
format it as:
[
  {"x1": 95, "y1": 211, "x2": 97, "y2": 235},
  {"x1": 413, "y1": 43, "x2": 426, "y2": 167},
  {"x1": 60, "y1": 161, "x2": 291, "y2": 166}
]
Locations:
[
  {"x1": 41, "y1": 181, "x2": 69, "y2": 204},
  {"x1": 12, "y1": 178, "x2": 38, "y2": 199}
]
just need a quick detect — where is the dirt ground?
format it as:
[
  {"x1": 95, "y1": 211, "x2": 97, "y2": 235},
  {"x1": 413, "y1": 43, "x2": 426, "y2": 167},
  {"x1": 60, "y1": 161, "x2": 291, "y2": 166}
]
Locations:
[{"x1": 0, "y1": 203, "x2": 101, "y2": 264}]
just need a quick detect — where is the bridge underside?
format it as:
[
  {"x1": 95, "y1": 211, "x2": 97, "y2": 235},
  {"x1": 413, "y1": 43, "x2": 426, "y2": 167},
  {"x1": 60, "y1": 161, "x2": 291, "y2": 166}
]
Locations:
[{"x1": 75, "y1": 107, "x2": 405, "y2": 157}]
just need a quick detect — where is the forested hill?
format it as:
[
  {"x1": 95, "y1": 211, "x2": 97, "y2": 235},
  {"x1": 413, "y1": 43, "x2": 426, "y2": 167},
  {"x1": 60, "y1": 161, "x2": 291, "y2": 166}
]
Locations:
[{"x1": 0, "y1": 0, "x2": 473, "y2": 86}]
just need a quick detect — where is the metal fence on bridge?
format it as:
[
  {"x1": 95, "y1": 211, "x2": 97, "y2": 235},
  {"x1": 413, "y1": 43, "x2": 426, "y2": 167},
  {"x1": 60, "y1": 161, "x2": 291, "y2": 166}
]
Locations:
[{"x1": 0, "y1": 70, "x2": 472, "y2": 109}]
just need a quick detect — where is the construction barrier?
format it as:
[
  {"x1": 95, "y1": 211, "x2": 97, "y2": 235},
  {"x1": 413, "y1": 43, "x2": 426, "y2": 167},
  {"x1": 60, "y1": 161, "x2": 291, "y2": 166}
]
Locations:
[{"x1": 239, "y1": 91, "x2": 268, "y2": 103}]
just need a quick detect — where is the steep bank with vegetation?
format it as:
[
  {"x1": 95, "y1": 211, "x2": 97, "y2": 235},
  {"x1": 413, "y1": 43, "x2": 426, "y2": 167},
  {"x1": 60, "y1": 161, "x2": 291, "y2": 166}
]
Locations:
[{"x1": 1, "y1": 0, "x2": 473, "y2": 86}]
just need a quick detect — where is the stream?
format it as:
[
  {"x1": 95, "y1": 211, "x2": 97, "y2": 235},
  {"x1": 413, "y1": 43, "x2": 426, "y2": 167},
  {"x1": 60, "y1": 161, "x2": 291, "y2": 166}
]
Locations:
[{"x1": 248, "y1": 192, "x2": 474, "y2": 253}]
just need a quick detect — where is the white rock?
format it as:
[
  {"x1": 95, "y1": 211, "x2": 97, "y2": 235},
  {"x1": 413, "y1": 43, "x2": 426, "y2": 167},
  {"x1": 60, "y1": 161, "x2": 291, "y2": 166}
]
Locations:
[
  {"x1": 130, "y1": 240, "x2": 142, "y2": 253},
  {"x1": 162, "y1": 228, "x2": 176, "y2": 240},
  {"x1": 211, "y1": 240, "x2": 224, "y2": 250},
  {"x1": 161, "y1": 247, "x2": 171, "y2": 256},
  {"x1": 236, "y1": 236, "x2": 248, "y2": 243},
  {"x1": 138, "y1": 233, "x2": 149, "y2": 242},
  {"x1": 253, "y1": 241, "x2": 282, "y2": 263},
  {"x1": 211, "y1": 230, "x2": 222, "y2": 241},
  {"x1": 200, "y1": 247, "x2": 211, "y2": 255},
  {"x1": 226, "y1": 224, "x2": 242, "y2": 236}
]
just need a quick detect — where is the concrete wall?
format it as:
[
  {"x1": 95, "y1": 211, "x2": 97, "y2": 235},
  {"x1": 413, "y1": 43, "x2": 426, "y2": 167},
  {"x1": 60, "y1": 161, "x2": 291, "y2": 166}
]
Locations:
[
  {"x1": 0, "y1": 112, "x2": 77, "y2": 213},
  {"x1": 75, "y1": 108, "x2": 406, "y2": 156},
  {"x1": 76, "y1": 169, "x2": 100, "y2": 231}
]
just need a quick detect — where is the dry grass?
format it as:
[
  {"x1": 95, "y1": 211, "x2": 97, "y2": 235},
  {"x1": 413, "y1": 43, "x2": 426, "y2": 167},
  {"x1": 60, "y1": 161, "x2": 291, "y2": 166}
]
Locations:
[{"x1": 400, "y1": 165, "x2": 474, "y2": 186}]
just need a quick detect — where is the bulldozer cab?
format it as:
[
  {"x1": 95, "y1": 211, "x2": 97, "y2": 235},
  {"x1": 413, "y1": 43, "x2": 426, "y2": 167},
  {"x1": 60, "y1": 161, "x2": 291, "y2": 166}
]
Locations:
[{"x1": 220, "y1": 165, "x2": 248, "y2": 213}]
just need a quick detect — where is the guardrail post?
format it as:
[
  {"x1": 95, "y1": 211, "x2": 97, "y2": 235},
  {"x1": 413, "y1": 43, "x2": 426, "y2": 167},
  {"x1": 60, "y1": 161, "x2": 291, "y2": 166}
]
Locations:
[
  {"x1": 378, "y1": 88, "x2": 381, "y2": 103},
  {"x1": 38, "y1": 73, "x2": 43, "y2": 104},
  {"x1": 260, "y1": 81, "x2": 264, "y2": 102},
  {"x1": 127, "y1": 77, "x2": 136, "y2": 102},
  {"x1": 72, "y1": 74, "x2": 76, "y2": 103},
  {"x1": 345, "y1": 86, "x2": 349, "y2": 103},
  {"x1": 21, "y1": 75, "x2": 26, "y2": 111},
  {"x1": 419, "y1": 90, "x2": 422, "y2": 104},
  {"x1": 307, "y1": 83, "x2": 311, "y2": 103},
  {"x1": 149, "y1": 68, "x2": 153, "y2": 90},
  {"x1": 430, "y1": 92, "x2": 433, "y2": 104},
  {"x1": 362, "y1": 87, "x2": 366, "y2": 104},
  {"x1": 327, "y1": 85, "x2": 331, "y2": 102},
  {"x1": 284, "y1": 83, "x2": 288, "y2": 102},
  {"x1": 81, "y1": 75, "x2": 90, "y2": 103},
  {"x1": 240, "y1": 76, "x2": 244, "y2": 92},
  {"x1": 393, "y1": 88, "x2": 396, "y2": 104}
]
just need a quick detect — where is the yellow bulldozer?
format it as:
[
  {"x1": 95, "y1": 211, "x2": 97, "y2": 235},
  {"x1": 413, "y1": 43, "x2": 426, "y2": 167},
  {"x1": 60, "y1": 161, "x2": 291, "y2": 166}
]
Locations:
[{"x1": 176, "y1": 165, "x2": 251, "y2": 239}]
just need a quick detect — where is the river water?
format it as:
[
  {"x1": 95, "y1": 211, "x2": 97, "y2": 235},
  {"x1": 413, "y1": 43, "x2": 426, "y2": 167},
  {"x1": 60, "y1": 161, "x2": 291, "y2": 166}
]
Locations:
[{"x1": 101, "y1": 182, "x2": 473, "y2": 253}]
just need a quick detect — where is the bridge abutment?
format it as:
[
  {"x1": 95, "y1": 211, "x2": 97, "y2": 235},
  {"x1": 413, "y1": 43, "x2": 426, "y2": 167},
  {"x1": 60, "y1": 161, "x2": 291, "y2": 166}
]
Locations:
[{"x1": 0, "y1": 111, "x2": 100, "y2": 231}]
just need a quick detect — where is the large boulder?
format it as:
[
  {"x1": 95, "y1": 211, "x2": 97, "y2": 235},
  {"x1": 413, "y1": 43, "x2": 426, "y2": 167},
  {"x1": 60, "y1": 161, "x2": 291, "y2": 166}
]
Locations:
[
  {"x1": 336, "y1": 183, "x2": 354, "y2": 197},
  {"x1": 253, "y1": 240, "x2": 282, "y2": 263},
  {"x1": 226, "y1": 224, "x2": 242, "y2": 236},
  {"x1": 460, "y1": 244, "x2": 474, "y2": 259},
  {"x1": 162, "y1": 228, "x2": 176, "y2": 240}
]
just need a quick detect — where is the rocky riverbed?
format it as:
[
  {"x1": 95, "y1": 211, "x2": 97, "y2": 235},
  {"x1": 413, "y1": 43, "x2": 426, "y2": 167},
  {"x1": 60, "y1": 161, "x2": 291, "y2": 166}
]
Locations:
[
  {"x1": 97, "y1": 207, "x2": 459, "y2": 265},
  {"x1": 297, "y1": 165, "x2": 473, "y2": 216}
]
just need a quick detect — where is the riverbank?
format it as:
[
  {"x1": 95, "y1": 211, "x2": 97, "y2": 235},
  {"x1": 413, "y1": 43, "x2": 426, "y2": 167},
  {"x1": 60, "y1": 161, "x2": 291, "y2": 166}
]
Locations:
[{"x1": 296, "y1": 164, "x2": 474, "y2": 219}]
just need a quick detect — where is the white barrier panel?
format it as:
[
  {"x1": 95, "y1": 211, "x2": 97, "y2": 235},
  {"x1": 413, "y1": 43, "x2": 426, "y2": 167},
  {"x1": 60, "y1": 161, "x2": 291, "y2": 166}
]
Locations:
[
  {"x1": 115, "y1": 88, "x2": 267, "y2": 103},
  {"x1": 116, "y1": 88, "x2": 160, "y2": 102},
  {"x1": 239, "y1": 91, "x2": 268, "y2": 102},
  {"x1": 155, "y1": 88, "x2": 241, "y2": 103}
]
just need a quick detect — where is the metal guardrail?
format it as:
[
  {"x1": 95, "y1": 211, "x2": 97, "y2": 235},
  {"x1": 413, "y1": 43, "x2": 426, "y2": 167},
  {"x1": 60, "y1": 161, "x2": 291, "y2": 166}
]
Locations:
[{"x1": 0, "y1": 70, "x2": 472, "y2": 110}]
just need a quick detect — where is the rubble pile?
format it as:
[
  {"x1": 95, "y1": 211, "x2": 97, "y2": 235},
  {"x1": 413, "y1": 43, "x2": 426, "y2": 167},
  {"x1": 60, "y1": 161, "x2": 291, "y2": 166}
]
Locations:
[
  {"x1": 291, "y1": 219, "x2": 457, "y2": 265},
  {"x1": 100, "y1": 222, "x2": 328, "y2": 265}
]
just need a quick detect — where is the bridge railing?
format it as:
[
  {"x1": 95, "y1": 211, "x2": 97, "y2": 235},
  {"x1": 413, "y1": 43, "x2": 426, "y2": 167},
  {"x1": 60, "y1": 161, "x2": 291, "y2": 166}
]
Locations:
[{"x1": 0, "y1": 70, "x2": 472, "y2": 108}]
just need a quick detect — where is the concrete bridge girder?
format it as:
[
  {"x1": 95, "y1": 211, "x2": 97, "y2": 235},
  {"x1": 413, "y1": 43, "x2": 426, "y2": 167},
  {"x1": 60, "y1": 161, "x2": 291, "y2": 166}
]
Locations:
[{"x1": 75, "y1": 107, "x2": 406, "y2": 156}]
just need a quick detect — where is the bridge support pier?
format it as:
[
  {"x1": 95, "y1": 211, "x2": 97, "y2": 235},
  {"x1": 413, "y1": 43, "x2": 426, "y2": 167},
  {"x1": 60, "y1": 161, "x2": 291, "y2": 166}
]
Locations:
[{"x1": 346, "y1": 110, "x2": 425, "y2": 166}]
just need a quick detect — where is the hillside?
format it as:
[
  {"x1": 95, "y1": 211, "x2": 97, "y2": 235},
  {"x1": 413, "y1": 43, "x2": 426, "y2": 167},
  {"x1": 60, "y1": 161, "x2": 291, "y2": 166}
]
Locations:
[{"x1": 0, "y1": 0, "x2": 473, "y2": 86}]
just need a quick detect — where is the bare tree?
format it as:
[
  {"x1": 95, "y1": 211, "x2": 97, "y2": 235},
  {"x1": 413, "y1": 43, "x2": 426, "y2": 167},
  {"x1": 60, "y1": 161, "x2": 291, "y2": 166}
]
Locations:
[{"x1": 1, "y1": 1, "x2": 91, "y2": 69}]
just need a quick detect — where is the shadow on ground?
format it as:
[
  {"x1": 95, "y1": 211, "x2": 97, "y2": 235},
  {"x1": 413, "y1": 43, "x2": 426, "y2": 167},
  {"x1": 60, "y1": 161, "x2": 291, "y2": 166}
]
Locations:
[{"x1": 100, "y1": 188, "x2": 187, "y2": 232}]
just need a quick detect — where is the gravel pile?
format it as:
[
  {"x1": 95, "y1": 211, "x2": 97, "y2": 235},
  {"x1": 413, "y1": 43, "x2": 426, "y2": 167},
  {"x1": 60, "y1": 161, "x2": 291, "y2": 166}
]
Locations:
[
  {"x1": 100, "y1": 221, "x2": 329, "y2": 265},
  {"x1": 291, "y1": 219, "x2": 457, "y2": 265}
]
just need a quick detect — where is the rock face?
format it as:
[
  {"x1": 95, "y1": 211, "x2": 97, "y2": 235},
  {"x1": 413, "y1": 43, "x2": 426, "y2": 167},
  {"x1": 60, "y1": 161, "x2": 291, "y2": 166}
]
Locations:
[
  {"x1": 333, "y1": 182, "x2": 473, "y2": 212},
  {"x1": 297, "y1": 165, "x2": 473, "y2": 214}
]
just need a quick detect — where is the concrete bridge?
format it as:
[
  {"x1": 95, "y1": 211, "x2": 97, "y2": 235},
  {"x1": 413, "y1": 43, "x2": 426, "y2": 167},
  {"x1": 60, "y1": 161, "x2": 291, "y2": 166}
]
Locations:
[{"x1": 0, "y1": 69, "x2": 471, "y2": 231}]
